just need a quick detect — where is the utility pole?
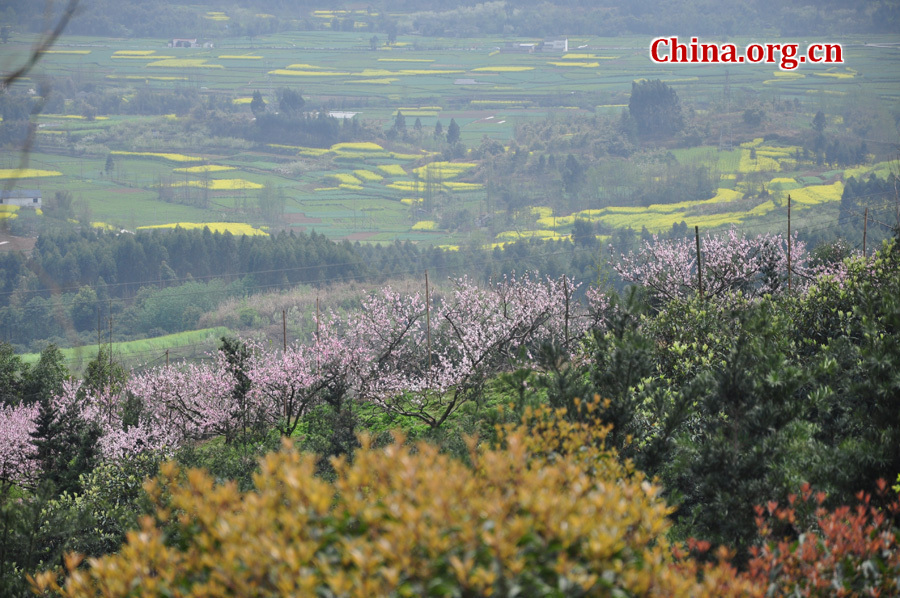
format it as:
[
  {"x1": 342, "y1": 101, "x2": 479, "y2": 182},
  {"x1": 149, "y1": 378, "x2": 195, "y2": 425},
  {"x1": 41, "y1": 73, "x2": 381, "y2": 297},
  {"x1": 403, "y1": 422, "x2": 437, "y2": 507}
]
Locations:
[
  {"x1": 425, "y1": 270, "x2": 432, "y2": 382},
  {"x1": 787, "y1": 194, "x2": 792, "y2": 294},
  {"x1": 863, "y1": 207, "x2": 868, "y2": 257},
  {"x1": 695, "y1": 226, "x2": 703, "y2": 300}
]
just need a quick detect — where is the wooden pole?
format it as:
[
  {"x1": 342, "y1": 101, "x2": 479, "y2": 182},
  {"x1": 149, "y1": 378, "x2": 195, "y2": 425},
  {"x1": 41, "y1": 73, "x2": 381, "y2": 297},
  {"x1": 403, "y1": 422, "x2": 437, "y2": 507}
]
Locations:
[
  {"x1": 695, "y1": 226, "x2": 703, "y2": 300},
  {"x1": 282, "y1": 308, "x2": 287, "y2": 352},
  {"x1": 787, "y1": 194, "x2": 792, "y2": 294},
  {"x1": 108, "y1": 314, "x2": 113, "y2": 391},
  {"x1": 425, "y1": 270, "x2": 431, "y2": 378},
  {"x1": 863, "y1": 207, "x2": 868, "y2": 257},
  {"x1": 165, "y1": 349, "x2": 169, "y2": 368},
  {"x1": 316, "y1": 295, "x2": 320, "y2": 345},
  {"x1": 563, "y1": 276, "x2": 570, "y2": 350}
]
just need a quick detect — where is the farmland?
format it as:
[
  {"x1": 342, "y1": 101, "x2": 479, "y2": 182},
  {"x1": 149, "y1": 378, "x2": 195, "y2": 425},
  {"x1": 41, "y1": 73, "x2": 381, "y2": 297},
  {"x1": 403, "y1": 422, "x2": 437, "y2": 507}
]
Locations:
[{"x1": 1, "y1": 25, "x2": 898, "y2": 248}]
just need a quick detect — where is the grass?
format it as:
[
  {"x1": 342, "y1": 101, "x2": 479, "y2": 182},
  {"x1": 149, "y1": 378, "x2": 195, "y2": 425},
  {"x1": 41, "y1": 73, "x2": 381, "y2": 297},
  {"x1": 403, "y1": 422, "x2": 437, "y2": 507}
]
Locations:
[{"x1": 19, "y1": 327, "x2": 233, "y2": 371}]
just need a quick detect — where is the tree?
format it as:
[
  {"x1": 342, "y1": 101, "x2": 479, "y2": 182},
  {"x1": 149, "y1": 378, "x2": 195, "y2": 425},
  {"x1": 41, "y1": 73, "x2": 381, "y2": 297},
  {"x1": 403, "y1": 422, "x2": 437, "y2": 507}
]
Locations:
[
  {"x1": 70, "y1": 286, "x2": 98, "y2": 332},
  {"x1": 0, "y1": 342, "x2": 26, "y2": 407},
  {"x1": 29, "y1": 388, "x2": 101, "y2": 495},
  {"x1": 250, "y1": 90, "x2": 265, "y2": 117},
  {"x1": 571, "y1": 219, "x2": 596, "y2": 247},
  {"x1": 614, "y1": 227, "x2": 810, "y2": 303},
  {"x1": 104, "y1": 153, "x2": 114, "y2": 175},
  {"x1": 434, "y1": 120, "x2": 443, "y2": 139},
  {"x1": 22, "y1": 345, "x2": 68, "y2": 405},
  {"x1": 392, "y1": 110, "x2": 406, "y2": 137},
  {"x1": 31, "y1": 403, "x2": 759, "y2": 597},
  {"x1": 628, "y1": 79, "x2": 683, "y2": 137},
  {"x1": 447, "y1": 118, "x2": 460, "y2": 144},
  {"x1": 256, "y1": 182, "x2": 285, "y2": 224},
  {"x1": 369, "y1": 35, "x2": 378, "y2": 50},
  {"x1": 562, "y1": 153, "x2": 585, "y2": 194},
  {"x1": 276, "y1": 88, "x2": 304, "y2": 115},
  {"x1": 82, "y1": 346, "x2": 127, "y2": 397},
  {"x1": 812, "y1": 110, "x2": 826, "y2": 134}
]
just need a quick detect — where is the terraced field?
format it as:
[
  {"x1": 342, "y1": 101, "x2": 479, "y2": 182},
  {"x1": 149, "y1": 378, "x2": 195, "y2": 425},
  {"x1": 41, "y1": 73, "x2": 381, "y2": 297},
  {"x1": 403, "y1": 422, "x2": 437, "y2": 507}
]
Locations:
[{"x1": 2, "y1": 27, "x2": 897, "y2": 246}]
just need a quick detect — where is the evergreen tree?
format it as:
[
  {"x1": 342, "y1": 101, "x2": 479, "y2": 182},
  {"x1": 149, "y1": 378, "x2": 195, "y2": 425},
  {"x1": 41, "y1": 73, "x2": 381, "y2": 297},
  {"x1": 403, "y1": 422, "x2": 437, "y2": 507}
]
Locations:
[
  {"x1": 22, "y1": 345, "x2": 68, "y2": 405},
  {"x1": 250, "y1": 90, "x2": 265, "y2": 116},
  {"x1": 393, "y1": 110, "x2": 406, "y2": 136},
  {"x1": 628, "y1": 79, "x2": 683, "y2": 137},
  {"x1": 447, "y1": 118, "x2": 460, "y2": 145},
  {"x1": 0, "y1": 342, "x2": 26, "y2": 407}
]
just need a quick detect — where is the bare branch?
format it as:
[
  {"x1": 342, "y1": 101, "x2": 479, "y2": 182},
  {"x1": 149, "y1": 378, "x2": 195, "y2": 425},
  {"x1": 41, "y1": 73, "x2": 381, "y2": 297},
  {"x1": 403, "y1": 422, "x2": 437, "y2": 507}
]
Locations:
[{"x1": 1, "y1": 0, "x2": 80, "y2": 92}]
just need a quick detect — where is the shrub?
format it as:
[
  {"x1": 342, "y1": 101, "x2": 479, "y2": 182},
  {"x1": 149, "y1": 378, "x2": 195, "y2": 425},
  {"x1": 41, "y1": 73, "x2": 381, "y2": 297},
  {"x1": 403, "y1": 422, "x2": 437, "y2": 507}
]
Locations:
[
  {"x1": 32, "y1": 403, "x2": 758, "y2": 597},
  {"x1": 746, "y1": 480, "x2": 900, "y2": 596}
]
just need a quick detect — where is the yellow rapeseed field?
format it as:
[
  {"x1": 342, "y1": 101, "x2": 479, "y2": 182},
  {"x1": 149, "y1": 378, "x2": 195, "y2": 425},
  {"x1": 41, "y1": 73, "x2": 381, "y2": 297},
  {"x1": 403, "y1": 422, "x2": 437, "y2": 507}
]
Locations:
[
  {"x1": 378, "y1": 58, "x2": 435, "y2": 63},
  {"x1": 111, "y1": 151, "x2": 202, "y2": 162},
  {"x1": 547, "y1": 61, "x2": 600, "y2": 68},
  {"x1": 353, "y1": 170, "x2": 383, "y2": 182},
  {"x1": 39, "y1": 114, "x2": 109, "y2": 120},
  {"x1": 412, "y1": 220, "x2": 437, "y2": 230},
  {"x1": 0, "y1": 168, "x2": 63, "y2": 178},
  {"x1": 138, "y1": 222, "x2": 268, "y2": 235},
  {"x1": 472, "y1": 66, "x2": 535, "y2": 72},
  {"x1": 172, "y1": 165, "x2": 235, "y2": 173},
  {"x1": 496, "y1": 230, "x2": 562, "y2": 239},
  {"x1": 113, "y1": 55, "x2": 175, "y2": 60},
  {"x1": 738, "y1": 149, "x2": 781, "y2": 173},
  {"x1": 328, "y1": 173, "x2": 362, "y2": 185},
  {"x1": 413, "y1": 161, "x2": 476, "y2": 179},
  {"x1": 387, "y1": 181, "x2": 419, "y2": 191},
  {"x1": 443, "y1": 181, "x2": 483, "y2": 190},
  {"x1": 269, "y1": 70, "x2": 349, "y2": 76},
  {"x1": 330, "y1": 142, "x2": 384, "y2": 152},
  {"x1": 400, "y1": 69, "x2": 464, "y2": 75},
  {"x1": 172, "y1": 179, "x2": 264, "y2": 190},
  {"x1": 788, "y1": 182, "x2": 844, "y2": 206},
  {"x1": 378, "y1": 164, "x2": 407, "y2": 176},
  {"x1": 148, "y1": 59, "x2": 223, "y2": 68}
]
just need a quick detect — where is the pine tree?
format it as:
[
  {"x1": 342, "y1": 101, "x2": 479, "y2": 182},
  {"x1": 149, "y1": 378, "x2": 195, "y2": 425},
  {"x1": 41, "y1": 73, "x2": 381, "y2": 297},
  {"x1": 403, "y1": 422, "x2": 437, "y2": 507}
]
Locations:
[
  {"x1": 250, "y1": 90, "x2": 265, "y2": 116},
  {"x1": 447, "y1": 118, "x2": 460, "y2": 145}
]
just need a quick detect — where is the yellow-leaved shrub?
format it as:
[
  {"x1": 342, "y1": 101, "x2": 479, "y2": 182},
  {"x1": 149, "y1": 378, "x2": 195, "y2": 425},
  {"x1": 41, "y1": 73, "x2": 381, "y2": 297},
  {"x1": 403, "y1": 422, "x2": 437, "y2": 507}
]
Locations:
[{"x1": 32, "y1": 403, "x2": 759, "y2": 597}]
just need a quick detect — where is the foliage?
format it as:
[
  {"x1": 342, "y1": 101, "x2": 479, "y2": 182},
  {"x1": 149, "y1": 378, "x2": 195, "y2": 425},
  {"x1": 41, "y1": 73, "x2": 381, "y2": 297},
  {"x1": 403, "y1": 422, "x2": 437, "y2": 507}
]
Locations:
[
  {"x1": 578, "y1": 236, "x2": 900, "y2": 560},
  {"x1": 746, "y1": 480, "x2": 900, "y2": 596},
  {"x1": 628, "y1": 79, "x2": 683, "y2": 138},
  {"x1": 614, "y1": 226, "x2": 811, "y2": 303},
  {"x1": 31, "y1": 403, "x2": 760, "y2": 597}
]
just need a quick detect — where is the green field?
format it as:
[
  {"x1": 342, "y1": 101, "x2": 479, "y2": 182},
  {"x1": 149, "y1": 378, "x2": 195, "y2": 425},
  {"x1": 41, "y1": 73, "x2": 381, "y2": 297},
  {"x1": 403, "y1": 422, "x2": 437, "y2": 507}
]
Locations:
[
  {"x1": 20, "y1": 327, "x2": 233, "y2": 371},
  {"x1": 3, "y1": 28, "x2": 898, "y2": 246}
]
